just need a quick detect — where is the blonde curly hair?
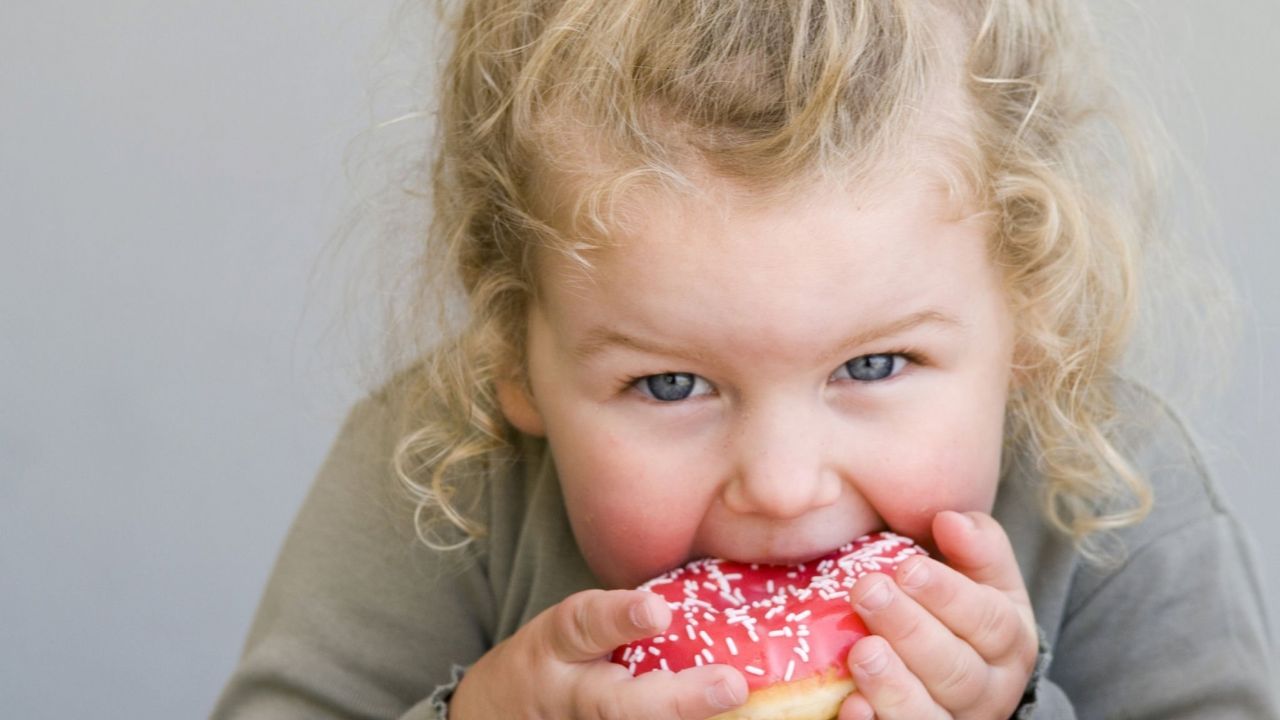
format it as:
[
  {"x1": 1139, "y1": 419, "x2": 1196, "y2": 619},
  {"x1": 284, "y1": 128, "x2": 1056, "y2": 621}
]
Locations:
[{"x1": 367, "y1": 0, "x2": 1219, "y2": 554}]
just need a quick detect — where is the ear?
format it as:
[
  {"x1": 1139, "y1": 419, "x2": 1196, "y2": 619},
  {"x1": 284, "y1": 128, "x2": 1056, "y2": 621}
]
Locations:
[{"x1": 496, "y1": 377, "x2": 546, "y2": 437}]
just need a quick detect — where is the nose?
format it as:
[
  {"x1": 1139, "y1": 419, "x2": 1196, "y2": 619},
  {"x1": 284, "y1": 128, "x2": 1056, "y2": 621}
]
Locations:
[{"x1": 720, "y1": 404, "x2": 843, "y2": 519}]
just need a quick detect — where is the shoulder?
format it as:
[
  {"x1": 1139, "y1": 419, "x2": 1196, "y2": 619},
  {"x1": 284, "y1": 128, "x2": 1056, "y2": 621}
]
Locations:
[
  {"x1": 1105, "y1": 378, "x2": 1230, "y2": 546},
  {"x1": 995, "y1": 377, "x2": 1225, "y2": 583},
  {"x1": 1061, "y1": 378, "x2": 1264, "y2": 617},
  {"x1": 996, "y1": 377, "x2": 1246, "y2": 628},
  {"x1": 1039, "y1": 382, "x2": 1280, "y2": 716}
]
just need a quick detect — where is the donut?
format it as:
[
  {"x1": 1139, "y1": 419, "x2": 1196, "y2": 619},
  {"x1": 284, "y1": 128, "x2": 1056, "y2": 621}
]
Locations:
[{"x1": 610, "y1": 532, "x2": 926, "y2": 720}]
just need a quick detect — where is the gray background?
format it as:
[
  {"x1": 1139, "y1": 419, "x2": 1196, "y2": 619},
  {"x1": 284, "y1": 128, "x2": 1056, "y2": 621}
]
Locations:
[{"x1": 2, "y1": 1, "x2": 1276, "y2": 716}]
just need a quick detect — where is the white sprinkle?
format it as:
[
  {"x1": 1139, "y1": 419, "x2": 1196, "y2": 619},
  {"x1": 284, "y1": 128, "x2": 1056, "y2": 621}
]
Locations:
[
  {"x1": 785, "y1": 659, "x2": 796, "y2": 682},
  {"x1": 745, "y1": 665, "x2": 765, "y2": 676},
  {"x1": 699, "y1": 630, "x2": 715, "y2": 647},
  {"x1": 653, "y1": 636, "x2": 665, "y2": 644},
  {"x1": 695, "y1": 655, "x2": 704, "y2": 667},
  {"x1": 668, "y1": 634, "x2": 680, "y2": 642},
  {"x1": 793, "y1": 645, "x2": 810, "y2": 662},
  {"x1": 701, "y1": 648, "x2": 715, "y2": 664},
  {"x1": 726, "y1": 637, "x2": 738, "y2": 656},
  {"x1": 660, "y1": 658, "x2": 670, "y2": 672}
]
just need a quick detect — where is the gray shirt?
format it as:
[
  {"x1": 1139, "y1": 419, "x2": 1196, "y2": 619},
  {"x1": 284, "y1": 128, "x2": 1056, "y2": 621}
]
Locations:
[{"x1": 211, "y1": 382, "x2": 1278, "y2": 718}]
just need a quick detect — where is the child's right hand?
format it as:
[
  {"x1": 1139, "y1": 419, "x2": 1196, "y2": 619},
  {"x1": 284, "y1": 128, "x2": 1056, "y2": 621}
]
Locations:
[{"x1": 449, "y1": 588, "x2": 748, "y2": 719}]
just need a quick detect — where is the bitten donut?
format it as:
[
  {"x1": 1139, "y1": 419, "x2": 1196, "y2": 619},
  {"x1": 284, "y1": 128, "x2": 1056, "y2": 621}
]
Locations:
[{"x1": 611, "y1": 532, "x2": 926, "y2": 720}]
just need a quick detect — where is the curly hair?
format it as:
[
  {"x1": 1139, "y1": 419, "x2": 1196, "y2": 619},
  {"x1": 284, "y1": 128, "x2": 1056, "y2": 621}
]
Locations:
[{"x1": 372, "y1": 0, "x2": 1214, "y2": 555}]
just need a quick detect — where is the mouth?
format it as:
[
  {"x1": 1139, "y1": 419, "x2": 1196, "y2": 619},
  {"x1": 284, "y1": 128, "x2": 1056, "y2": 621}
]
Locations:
[
  {"x1": 726, "y1": 548, "x2": 838, "y2": 567},
  {"x1": 708, "y1": 527, "x2": 890, "y2": 568}
]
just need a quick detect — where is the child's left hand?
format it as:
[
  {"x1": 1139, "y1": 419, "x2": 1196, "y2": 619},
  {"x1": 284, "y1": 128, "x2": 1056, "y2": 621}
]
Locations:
[{"x1": 840, "y1": 511, "x2": 1038, "y2": 720}]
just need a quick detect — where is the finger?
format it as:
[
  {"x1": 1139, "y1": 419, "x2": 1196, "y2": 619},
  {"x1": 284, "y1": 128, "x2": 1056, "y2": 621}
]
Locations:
[
  {"x1": 845, "y1": 636, "x2": 949, "y2": 720},
  {"x1": 543, "y1": 589, "x2": 671, "y2": 663},
  {"x1": 931, "y1": 511, "x2": 1030, "y2": 602},
  {"x1": 850, "y1": 571, "x2": 990, "y2": 710},
  {"x1": 895, "y1": 554, "x2": 1037, "y2": 664},
  {"x1": 837, "y1": 690, "x2": 874, "y2": 720},
  {"x1": 576, "y1": 663, "x2": 747, "y2": 720}
]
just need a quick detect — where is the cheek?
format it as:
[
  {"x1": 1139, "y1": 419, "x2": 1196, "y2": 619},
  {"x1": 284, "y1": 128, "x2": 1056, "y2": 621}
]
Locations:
[
  {"x1": 551, "y1": 429, "x2": 715, "y2": 587},
  {"x1": 863, "y1": 398, "x2": 1005, "y2": 542}
]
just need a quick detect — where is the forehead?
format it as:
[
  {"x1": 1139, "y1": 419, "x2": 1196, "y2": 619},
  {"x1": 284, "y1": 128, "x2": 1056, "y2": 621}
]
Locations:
[
  {"x1": 544, "y1": 166, "x2": 986, "y2": 269},
  {"x1": 535, "y1": 171, "x2": 996, "y2": 356},
  {"x1": 525, "y1": 118, "x2": 986, "y2": 284}
]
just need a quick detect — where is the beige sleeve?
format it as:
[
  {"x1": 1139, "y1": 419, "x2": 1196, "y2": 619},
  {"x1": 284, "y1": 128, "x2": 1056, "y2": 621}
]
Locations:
[{"x1": 209, "y1": 392, "x2": 496, "y2": 720}]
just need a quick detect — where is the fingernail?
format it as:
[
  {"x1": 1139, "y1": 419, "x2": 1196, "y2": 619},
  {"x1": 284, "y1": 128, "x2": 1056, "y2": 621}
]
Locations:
[
  {"x1": 899, "y1": 557, "x2": 929, "y2": 591},
  {"x1": 630, "y1": 598, "x2": 656, "y2": 630},
  {"x1": 707, "y1": 678, "x2": 744, "y2": 709},
  {"x1": 856, "y1": 645, "x2": 889, "y2": 676},
  {"x1": 953, "y1": 510, "x2": 977, "y2": 530},
  {"x1": 856, "y1": 579, "x2": 891, "y2": 612}
]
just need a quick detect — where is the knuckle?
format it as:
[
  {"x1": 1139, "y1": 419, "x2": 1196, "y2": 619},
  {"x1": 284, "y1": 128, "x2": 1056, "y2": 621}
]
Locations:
[
  {"x1": 669, "y1": 690, "x2": 699, "y2": 720},
  {"x1": 875, "y1": 676, "x2": 915, "y2": 712},
  {"x1": 936, "y1": 654, "x2": 984, "y2": 707},
  {"x1": 639, "y1": 672, "x2": 697, "y2": 720},
  {"x1": 572, "y1": 668, "x2": 623, "y2": 720},
  {"x1": 893, "y1": 610, "x2": 928, "y2": 646},
  {"x1": 557, "y1": 590, "x2": 605, "y2": 654},
  {"x1": 929, "y1": 566, "x2": 960, "y2": 606},
  {"x1": 976, "y1": 589, "x2": 1013, "y2": 646},
  {"x1": 592, "y1": 691, "x2": 627, "y2": 720}
]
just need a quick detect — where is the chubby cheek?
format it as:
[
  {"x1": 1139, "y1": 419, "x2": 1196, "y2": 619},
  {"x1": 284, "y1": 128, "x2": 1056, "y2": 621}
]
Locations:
[
  {"x1": 865, "y1": 418, "x2": 1003, "y2": 550},
  {"x1": 551, "y1": 430, "x2": 714, "y2": 588}
]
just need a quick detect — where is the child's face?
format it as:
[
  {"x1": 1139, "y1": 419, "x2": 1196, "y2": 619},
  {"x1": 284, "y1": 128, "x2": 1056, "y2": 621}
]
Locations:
[{"x1": 499, "y1": 172, "x2": 1017, "y2": 589}]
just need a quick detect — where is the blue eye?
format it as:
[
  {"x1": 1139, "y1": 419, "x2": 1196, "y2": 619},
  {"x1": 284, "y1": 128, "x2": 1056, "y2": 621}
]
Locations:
[
  {"x1": 835, "y1": 353, "x2": 906, "y2": 382},
  {"x1": 637, "y1": 373, "x2": 704, "y2": 401}
]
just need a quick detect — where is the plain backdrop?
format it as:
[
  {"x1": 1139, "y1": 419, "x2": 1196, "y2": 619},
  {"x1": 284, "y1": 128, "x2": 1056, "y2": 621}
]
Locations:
[{"x1": 2, "y1": 1, "x2": 1277, "y2": 716}]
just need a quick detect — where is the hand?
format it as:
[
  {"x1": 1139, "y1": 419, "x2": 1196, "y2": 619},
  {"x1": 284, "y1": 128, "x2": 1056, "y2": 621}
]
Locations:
[
  {"x1": 840, "y1": 511, "x2": 1038, "y2": 720},
  {"x1": 450, "y1": 588, "x2": 748, "y2": 720}
]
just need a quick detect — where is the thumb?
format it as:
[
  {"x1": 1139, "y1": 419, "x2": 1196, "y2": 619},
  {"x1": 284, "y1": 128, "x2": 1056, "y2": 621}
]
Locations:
[{"x1": 540, "y1": 589, "x2": 672, "y2": 664}]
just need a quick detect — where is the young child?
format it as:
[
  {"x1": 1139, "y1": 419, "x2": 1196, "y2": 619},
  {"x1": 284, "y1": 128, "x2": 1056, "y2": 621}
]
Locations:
[{"x1": 213, "y1": 1, "x2": 1277, "y2": 718}]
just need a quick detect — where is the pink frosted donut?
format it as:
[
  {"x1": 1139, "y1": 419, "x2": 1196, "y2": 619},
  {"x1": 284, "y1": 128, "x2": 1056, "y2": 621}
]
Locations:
[{"x1": 611, "y1": 532, "x2": 926, "y2": 720}]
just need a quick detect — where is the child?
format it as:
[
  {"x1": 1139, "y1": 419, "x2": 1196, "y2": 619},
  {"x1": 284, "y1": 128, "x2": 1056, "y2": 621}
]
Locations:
[{"x1": 214, "y1": 1, "x2": 1278, "y2": 718}]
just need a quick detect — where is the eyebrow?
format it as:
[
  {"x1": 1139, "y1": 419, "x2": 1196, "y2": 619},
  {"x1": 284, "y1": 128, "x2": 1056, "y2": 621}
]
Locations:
[{"x1": 572, "y1": 308, "x2": 964, "y2": 363}]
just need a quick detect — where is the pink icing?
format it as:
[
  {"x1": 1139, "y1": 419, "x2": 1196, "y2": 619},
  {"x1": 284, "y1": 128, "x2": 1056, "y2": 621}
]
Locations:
[{"x1": 610, "y1": 532, "x2": 926, "y2": 690}]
